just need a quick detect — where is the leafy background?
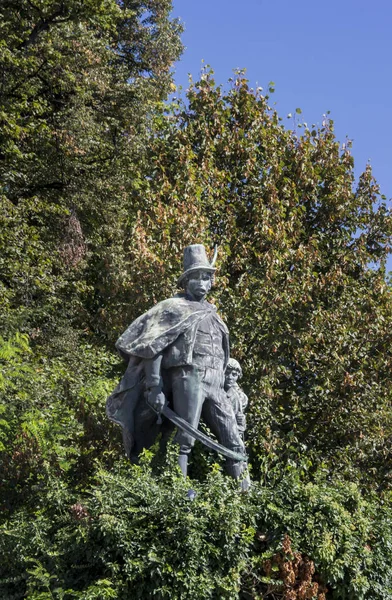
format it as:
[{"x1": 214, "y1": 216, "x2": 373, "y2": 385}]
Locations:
[{"x1": 1, "y1": 1, "x2": 392, "y2": 598}]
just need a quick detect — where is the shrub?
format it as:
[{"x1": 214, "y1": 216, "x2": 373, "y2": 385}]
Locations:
[{"x1": 1, "y1": 453, "x2": 392, "y2": 600}]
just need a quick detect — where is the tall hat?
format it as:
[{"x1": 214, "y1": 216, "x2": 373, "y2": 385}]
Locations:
[{"x1": 177, "y1": 244, "x2": 218, "y2": 285}]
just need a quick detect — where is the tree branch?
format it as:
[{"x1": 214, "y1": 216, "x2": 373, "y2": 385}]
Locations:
[{"x1": 18, "y1": 4, "x2": 69, "y2": 50}]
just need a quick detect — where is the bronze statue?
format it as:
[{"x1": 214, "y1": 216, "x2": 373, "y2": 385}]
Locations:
[
  {"x1": 224, "y1": 358, "x2": 248, "y2": 441},
  {"x1": 106, "y1": 244, "x2": 248, "y2": 485}
]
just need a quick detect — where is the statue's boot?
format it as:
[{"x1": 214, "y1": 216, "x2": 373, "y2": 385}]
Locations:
[
  {"x1": 225, "y1": 461, "x2": 251, "y2": 492},
  {"x1": 178, "y1": 454, "x2": 197, "y2": 500},
  {"x1": 178, "y1": 454, "x2": 188, "y2": 476}
]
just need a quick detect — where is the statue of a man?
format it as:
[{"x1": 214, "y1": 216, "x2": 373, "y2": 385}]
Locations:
[{"x1": 106, "y1": 244, "x2": 247, "y2": 482}]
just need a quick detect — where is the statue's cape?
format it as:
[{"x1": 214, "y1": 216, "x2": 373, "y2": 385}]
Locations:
[
  {"x1": 106, "y1": 295, "x2": 228, "y2": 457},
  {"x1": 114, "y1": 295, "x2": 227, "y2": 360}
]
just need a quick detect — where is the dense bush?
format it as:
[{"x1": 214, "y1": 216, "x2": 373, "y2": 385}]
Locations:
[
  {"x1": 0, "y1": 333, "x2": 122, "y2": 515},
  {"x1": 2, "y1": 332, "x2": 391, "y2": 598},
  {"x1": 1, "y1": 452, "x2": 392, "y2": 600}
]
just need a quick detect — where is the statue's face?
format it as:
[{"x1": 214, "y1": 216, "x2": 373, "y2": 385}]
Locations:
[
  {"x1": 225, "y1": 369, "x2": 240, "y2": 389},
  {"x1": 186, "y1": 270, "x2": 212, "y2": 301}
]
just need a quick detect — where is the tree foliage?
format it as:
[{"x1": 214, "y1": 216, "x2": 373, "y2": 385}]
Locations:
[
  {"x1": 1, "y1": 5, "x2": 392, "y2": 596},
  {"x1": 112, "y1": 70, "x2": 392, "y2": 487},
  {"x1": 0, "y1": 333, "x2": 121, "y2": 515},
  {"x1": 0, "y1": 0, "x2": 182, "y2": 339}
]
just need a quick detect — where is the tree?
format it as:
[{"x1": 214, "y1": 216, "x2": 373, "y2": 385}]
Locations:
[
  {"x1": 0, "y1": 0, "x2": 182, "y2": 342},
  {"x1": 120, "y1": 70, "x2": 392, "y2": 487},
  {"x1": 1, "y1": 24, "x2": 392, "y2": 595}
]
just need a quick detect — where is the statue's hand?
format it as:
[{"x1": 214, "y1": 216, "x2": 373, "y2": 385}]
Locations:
[
  {"x1": 236, "y1": 413, "x2": 246, "y2": 429},
  {"x1": 146, "y1": 386, "x2": 166, "y2": 413}
]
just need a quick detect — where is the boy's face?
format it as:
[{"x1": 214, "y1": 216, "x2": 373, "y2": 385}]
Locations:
[{"x1": 225, "y1": 368, "x2": 239, "y2": 389}]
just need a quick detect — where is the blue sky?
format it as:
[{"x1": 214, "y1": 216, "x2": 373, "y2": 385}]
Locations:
[{"x1": 172, "y1": 0, "x2": 392, "y2": 267}]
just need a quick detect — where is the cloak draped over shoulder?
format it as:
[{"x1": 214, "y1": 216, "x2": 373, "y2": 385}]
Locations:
[{"x1": 115, "y1": 295, "x2": 227, "y2": 360}]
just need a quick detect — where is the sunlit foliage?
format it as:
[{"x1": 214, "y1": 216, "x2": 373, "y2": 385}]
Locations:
[{"x1": 1, "y1": 7, "x2": 392, "y2": 596}]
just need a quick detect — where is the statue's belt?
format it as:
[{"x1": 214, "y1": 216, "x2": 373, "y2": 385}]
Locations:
[{"x1": 160, "y1": 404, "x2": 248, "y2": 463}]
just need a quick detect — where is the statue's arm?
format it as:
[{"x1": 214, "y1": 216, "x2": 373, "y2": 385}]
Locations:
[
  {"x1": 144, "y1": 353, "x2": 163, "y2": 387},
  {"x1": 236, "y1": 410, "x2": 246, "y2": 431},
  {"x1": 236, "y1": 390, "x2": 248, "y2": 431},
  {"x1": 144, "y1": 353, "x2": 166, "y2": 413}
]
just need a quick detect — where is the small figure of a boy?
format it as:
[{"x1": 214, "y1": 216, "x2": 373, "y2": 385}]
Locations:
[{"x1": 224, "y1": 358, "x2": 248, "y2": 440}]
